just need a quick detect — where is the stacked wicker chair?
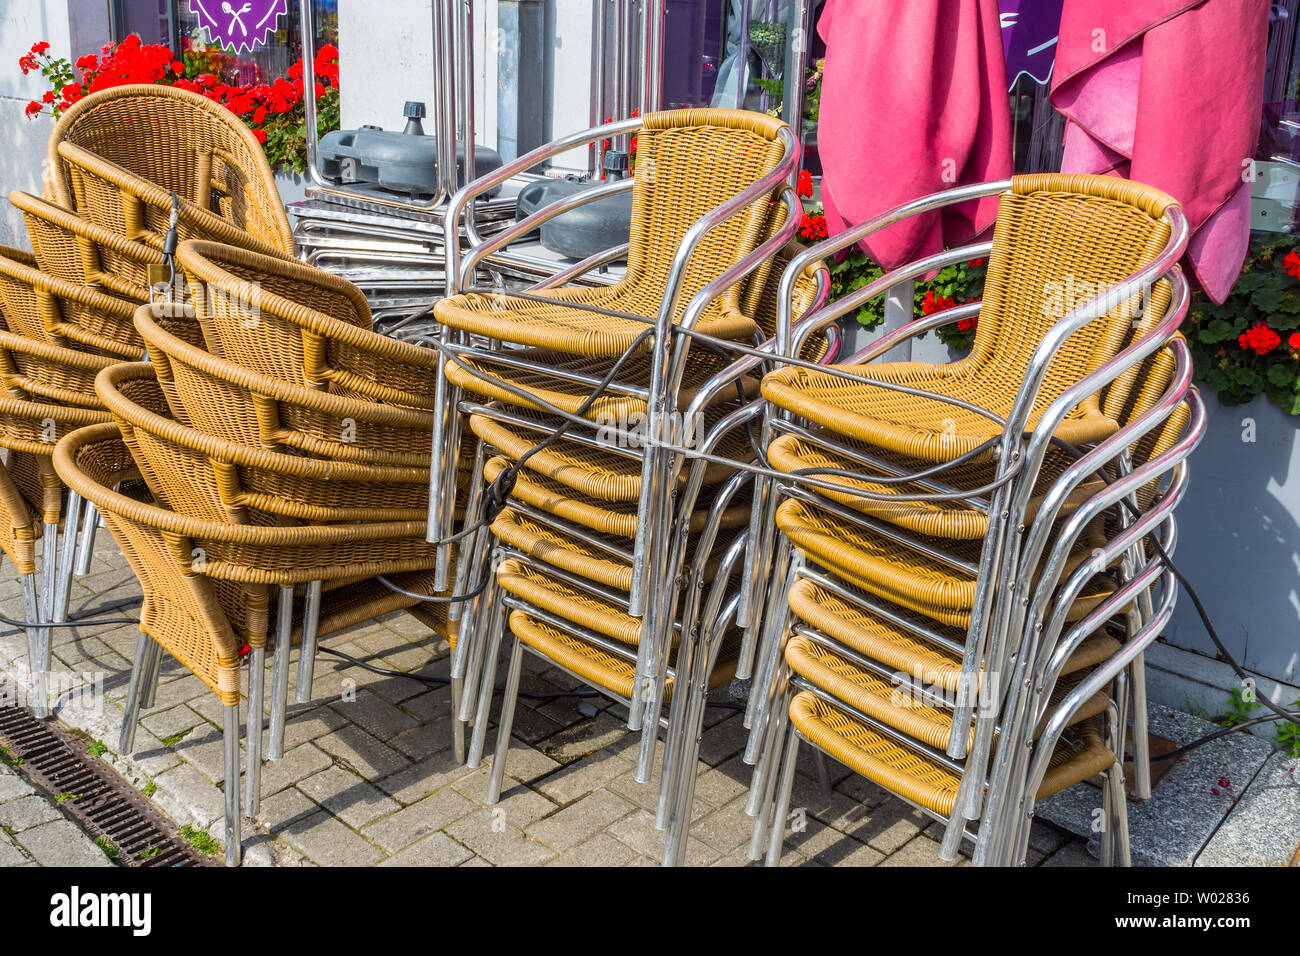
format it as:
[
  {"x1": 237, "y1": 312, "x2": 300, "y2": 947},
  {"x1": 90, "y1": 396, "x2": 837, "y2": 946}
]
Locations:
[
  {"x1": 0, "y1": 243, "x2": 145, "y2": 716},
  {"x1": 733, "y1": 174, "x2": 1203, "y2": 867},
  {"x1": 429, "y1": 108, "x2": 850, "y2": 865}
]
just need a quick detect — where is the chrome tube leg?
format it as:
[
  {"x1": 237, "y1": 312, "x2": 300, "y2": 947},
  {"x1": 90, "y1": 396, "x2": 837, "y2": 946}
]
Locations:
[
  {"x1": 1108, "y1": 761, "x2": 1132, "y2": 867},
  {"x1": 466, "y1": 592, "x2": 507, "y2": 768},
  {"x1": 267, "y1": 586, "x2": 293, "y2": 761},
  {"x1": 244, "y1": 645, "x2": 266, "y2": 817},
  {"x1": 813, "y1": 749, "x2": 833, "y2": 800},
  {"x1": 450, "y1": 527, "x2": 493, "y2": 683},
  {"x1": 294, "y1": 581, "x2": 323, "y2": 704},
  {"x1": 138, "y1": 634, "x2": 164, "y2": 709},
  {"x1": 118, "y1": 634, "x2": 153, "y2": 754},
  {"x1": 19, "y1": 574, "x2": 47, "y2": 719},
  {"x1": 1129, "y1": 651, "x2": 1152, "y2": 800},
  {"x1": 222, "y1": 702, "x2": 242, "y2": 867},
  {"x1": 743, "y1": 541, "x2": 792, "y2": 739},
  {"x1": 765, "y1": 724, "x2": 802, "y2": 866},
  {"x1": 458, "y1": 568, "x2": 500, "y2": 724},
  {"x1": 487, "y1": 634, "x2": 524, "y2": 805},
  {"x1": 53, "y1": 492, "x2": 81, "y2": 623},
  {"x1": 34, "y1": 524, "x2": 57, "y2": 717},
  {"x1": 747, "y1": 682, "x2": 792, "y2": 858},
  {"x1": 434, "y1": 401, "x2": 465, "y2": 592},
  {"x1": 450, "y1": 676, "x2": 466, "y2": 763},
  {"x1": 74, "y1": 501, "x2": 98, "y2": 575}
]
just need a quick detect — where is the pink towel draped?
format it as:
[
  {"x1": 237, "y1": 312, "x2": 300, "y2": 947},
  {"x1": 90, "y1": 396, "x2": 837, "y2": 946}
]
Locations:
[
  {"x1": 1051, "y1": 0, "x2": 1269, "y2": 303},
  {"x1": 816, "y1": 0, "x2": 1013, "y2": 269}
]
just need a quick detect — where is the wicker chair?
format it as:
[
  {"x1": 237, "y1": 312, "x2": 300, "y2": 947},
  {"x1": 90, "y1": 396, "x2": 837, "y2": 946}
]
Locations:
[
  {"x1": 53, "y1": 422, "x2": 453, "y2": 863},
  {"x1": 0, "y1": 240, "x2": 144, "y2": 358},
  {"x1": 46, "y1": 84, "x2": 292, "y2": 258},
  {"x1": 176, "y1": 240, "x2": 442, "y2": 409},
  {"x1": 737, "y1": 173, "x2": 1198, "y2": 866},
  {"x1": 9, "y1": 190, "x2": 163, "y2": 305},
  {"x1": 136, "y1": 303, "x2": 433, "y2": 467}
]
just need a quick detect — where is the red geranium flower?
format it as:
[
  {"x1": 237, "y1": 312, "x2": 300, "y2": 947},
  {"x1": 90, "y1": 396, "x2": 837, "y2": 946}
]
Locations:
[
  {"x1": 24, "y1": 101, "x2": 42, "y2": 119},
  {"x1": 251, "y1": 127, "x2": 267, "y2": 144},
  {"x1": 31, "y1": 42, "x2": 50, "y2": 55},
  {"x1": 796, "y1": 169, "x2": 813, "y2": 198},
  {"x1": 172, "y1": 61, "x2": 185, "y2": 75},
  {"x1": 1284, "y1": 250, "x2": 1300, "y2": 279},
  {"x1": 921, "y1": 290, "x2": 956, "y2": 315},
  {"x1": 1238, "y1": 322, "x2": 1281, "y2": 355},
  {"x1": 967, "y1": 257, "x2": 986, "y2": 268},
  {"x1": 1290, "y1": 332, "x2": 1300, "y2": 350},
  {"x1": 956, "y1": 316, "x2": 978, "y2": 332}
]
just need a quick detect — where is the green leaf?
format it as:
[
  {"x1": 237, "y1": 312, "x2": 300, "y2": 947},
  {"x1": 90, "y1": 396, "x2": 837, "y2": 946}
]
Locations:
[{"x1": 1267, "y1": 364, "x2": 1296, "y2": 388}]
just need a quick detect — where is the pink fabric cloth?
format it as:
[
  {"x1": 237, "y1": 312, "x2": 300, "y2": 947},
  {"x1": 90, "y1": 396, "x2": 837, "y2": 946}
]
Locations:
[
  {"x1": 1051, "y1": 0, "x2": 1269, "y2": 303},
  {"x1": 816, "y1": 0, "x2": 1013, "y2": 268}
]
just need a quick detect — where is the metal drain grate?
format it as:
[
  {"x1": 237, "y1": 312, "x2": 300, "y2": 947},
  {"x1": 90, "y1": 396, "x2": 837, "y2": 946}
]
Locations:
[{"x1": 0, "y1": 703, "x2": 207, "y2": 867}]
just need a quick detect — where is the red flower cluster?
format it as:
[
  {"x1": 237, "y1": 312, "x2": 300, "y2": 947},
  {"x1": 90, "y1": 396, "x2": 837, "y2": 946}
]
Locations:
[
  {"x1": 921, "y1": 290, "x2": 956, "y2": 315},
  {"x1": 798, "y1": 211, "x2": 828, "y2": 241},
  {"x1": 796, "y1": 169, "x2": 813, "y2": 198},
  {"x1": 956, "y1": 316, "x2": 978, "y2": 332},
  {"x1": 1284, "y1": 250, "x2": 1300, "y2": 279},
  {"x1": 967, "y1": 257, "x2": 986, "y2": 268},
  {"x1": 172, "y1": 42, "x2": 339, "y2": 140},
  {"x1": 17, "y1": 41, "x2": 50, "y2": 74},
  {"x1": 1238, "y1": 321, "x2": 1281, "y2": 355}
]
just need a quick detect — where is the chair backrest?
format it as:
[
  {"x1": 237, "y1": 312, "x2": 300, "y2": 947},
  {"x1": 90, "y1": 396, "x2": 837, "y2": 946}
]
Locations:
[
  {"x1": 0, "y1": 460, "x2": 38, "y2": 575},
  {"x1": 99, "y1": 362, "x2": 430, "y2": 525},
  {"x1": 10, "y1": 190, "x2": 161, "y2": 304},
  {"x1": 0, "y1": 329, "x2": 117, "y2": 406},
  {"x1": 0, "y1": 239, "x2": 143, "y2": 358},
  {"x1": 135, "y1": 303, "x2": 433, "y2": 466},
  {"x1": 614, "y1": 109, "x2": 792, "y2": 322},
  {"x1": 46, "y1": 84, "x2": 292, "y2": 255},
  {"x1": 176, "y1": 241, "x2": 442, "y2": 409},
  {"x1": 750, "y1": 240, "x2": 832, "y2": 362},
  {"x1": 966, "y1": 173, "x2": 1179, "y2": 416}
]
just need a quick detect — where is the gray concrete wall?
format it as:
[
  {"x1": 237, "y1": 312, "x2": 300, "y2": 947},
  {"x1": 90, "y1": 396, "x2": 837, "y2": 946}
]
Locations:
[{"x1": 0, "y1": 98, "x2": 54, "y2": 250}]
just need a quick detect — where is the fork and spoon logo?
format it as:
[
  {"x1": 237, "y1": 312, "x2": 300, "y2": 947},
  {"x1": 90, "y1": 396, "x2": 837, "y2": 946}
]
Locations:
[{"x1": 189, "y1": 0, "x2": 286, "y2": 54}]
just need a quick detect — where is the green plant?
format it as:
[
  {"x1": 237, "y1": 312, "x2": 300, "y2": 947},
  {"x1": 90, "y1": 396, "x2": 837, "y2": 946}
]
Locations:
[
  {"x1": 137, "y1": 846, "x2": 161, "y2": 860},
  {"x1": 94, "y1": 836, "x2": 119, "y2": 861},
  {"x1": 86, "y1": 739, "x2": 107, "y2": 759},
  {"x1": 0, "y1": 744, "x2": 20, "y2": 767},
  {"x1": 159, "y1": 730, "x2": 191, "y2": 748},
  {"x1": 180, "y1": 824, "x2": 220, "y2": 856},
  {"x1": 142, "y1": 781, "x2": 157, "y2": 798},
  {"x1": 1219, "y1": 686, "x2": 1262, "y2": 728},
  {"x1": 1185, "y1": 232, "x2": 1300, "y2": 413},
  {"x1": 54, "y1": 792, "x2": 83, "y2": 803},
  {"x1": 1274, "y1": 699, "x2": 1300, "y2": 757},
  {"x1": 2, "y1": 825, "x2": 14, "y2": 836}
]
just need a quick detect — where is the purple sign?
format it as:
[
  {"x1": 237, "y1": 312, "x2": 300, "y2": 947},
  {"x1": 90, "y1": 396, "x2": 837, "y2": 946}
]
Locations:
[
  {"x1": 189, "y1": 0, "x2": 287, "y2": 54},
  {"x1": 999, "y1": 0, "x2": 1064, "y2": 90}
]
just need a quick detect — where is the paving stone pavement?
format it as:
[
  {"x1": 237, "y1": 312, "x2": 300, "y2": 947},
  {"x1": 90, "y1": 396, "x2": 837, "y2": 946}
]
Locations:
[{"x1": 0, "y1": 530, "x2": 1100, "y2": 867}]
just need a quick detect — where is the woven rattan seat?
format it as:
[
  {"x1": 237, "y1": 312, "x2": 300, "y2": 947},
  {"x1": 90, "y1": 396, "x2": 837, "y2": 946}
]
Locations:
[
  {"x1": 509, "y1": 609, "x2": 739, "y2": 702},
  {"x1": 0, "y1": 460, "x2": 39, "y2": 576},
  {"x1": 783, "y1": 635, "x2": 1108, "y2": 752},
  {"x1": 776, "y1": 498, "x2": 1113, "y2": 629},
  {"x1": 48, "y1": 84, "x2": 292, "y2": 257},
  {"x1": 790, "y1": 692, "x2": 1114, "y2": 818},
  {"x1": 762, "y1": 175, "x2": 1177, "y2": 462},
  {"x1": 178, "y1": 241, "x2": 442, "y2": 408},
  {"x1": 483, "y1": 456, "x2": 747, "y2": 539},
  {"x1": 10, "y1": 190, "x2": 162, "y2": 304},
  {"x1": 786, "y1": 578, "x2": 1120, "y2": 691},
  {"x1": 0, "y1": 241, "x2": 143, "y2": 358},
  {"x1": 469, "y1": 411, "x2": 747, "y2": 500},
  {"x1": 435, "y1": 110, "x2": 792, "y2": 359},
  {"x1": 766, "y1": 433, "x2": 1102, "y2": 540},
  {"x1": 137, "y1": 304, "x2": 433, "y2": 467},
  {"x1": 498, "y1": 558, "x2": 649, "y2": 646}
]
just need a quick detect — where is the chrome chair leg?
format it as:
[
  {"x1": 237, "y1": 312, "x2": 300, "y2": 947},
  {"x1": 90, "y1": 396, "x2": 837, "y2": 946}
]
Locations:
[
  {"x1": 20, "y1": 573, "x2": 47, "y2": 719},
  {"x1": 138, "y1": 633, "x2": 164, "y2": 709},
  {"x1": 222, "y1": 701, "x2": 242, "y2": 867},
  {"x1": 73, "y1": 501, "x2": 98, "y2": 576},
  {"x1": 294, "y1": 580, "x2": 322, "y2": 703},
  {"x1": 1129, "y1": 650, "x2": 1152, "y2": 799},
  {"x1": 487, "y1": 634, "x2": 524, "y2": 805},
  {"x1": 765, "y1": 724, "x2": 802, "y2": 866},
  {"x1": 813, "y1": 748, "x2": 833, "y2": 800},
  {"x1": 245, "y1": 645, "x2": 266, "y2": 817},
  {"x1": 118, "y1": 634, "x2": 152, "y2": 754},
  {"x1": 52, "y1": 491, "x2": 81, "y2": 623},
  {"x1": 451, "y1": 676, "x2": 467, "y2": 763},
  {"x1": 466, "y1": 590, "x2": 507, "y2": 768},
  {"x1": 267, "y1": 585, "x2": 293, "y2": 760}
]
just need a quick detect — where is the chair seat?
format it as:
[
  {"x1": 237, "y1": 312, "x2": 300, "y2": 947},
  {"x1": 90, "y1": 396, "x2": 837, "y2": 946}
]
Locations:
[
  {"x1": 767, "y1": 433, "x2": 1105, "y2": 541},
  {"x1": 776, "y1": 498, "x2": 1115, "y2": 630},
  {"x1": 498, "y1": 558, "x2": 646, "y2": 646},
  {"x1": 787, "y1": 578, "x2": 1121, "y2": 693},
  {"x1": 784, "y1": 634, "x2": 1109, "y2": 753},
  {"x1": 484, "y1": 456, "x2": 749, "y2": 540},
  {"x1": 508, "y1": 609, "x2": 740, "y2": 703},
  {"x1": 434, "y1": 284, "x2": 760, "y2": 360},
  {"x1": 789, "y1": 692, "x2": 1115, "y2": 818},
  {"x1": 445, "y1": 346, "x2": 755, "y2": 420},
  {"x1": 470, "y1": 412, "x2": 746, "y2": 501},
  {"x1": 762, "y1": 360, "x2": 1119, "y2": 462},
  {"x1": 491, "y1": 507, "x2": 737, "y2": 593}
]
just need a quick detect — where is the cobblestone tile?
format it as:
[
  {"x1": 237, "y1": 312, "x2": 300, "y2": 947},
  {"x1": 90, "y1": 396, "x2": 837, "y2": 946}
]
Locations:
[
  {"x1": 545, "y1": 832, "x2": 638, "y2": 867},
  {"x1": 280, "y1": 810, "x2": 384, "y2": 866},
  {"x1": 362, "y1": 787, "x2": 478, "y2": 852},
  {"x1": 445, "y1": 808, "x2": 556, "y2": 865},
  {"x1": 379, "y1": 831, "x2": 474, "y2": 867},
  {"x1": 297, "y1": 764, "x2": 401, "y2": 828},
  {"x1": 18, "y1": 819, "x2": 114, "y2": 867},
  {"x1": 526, "y1": 789, "x2": 634, "y2": 851}
]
